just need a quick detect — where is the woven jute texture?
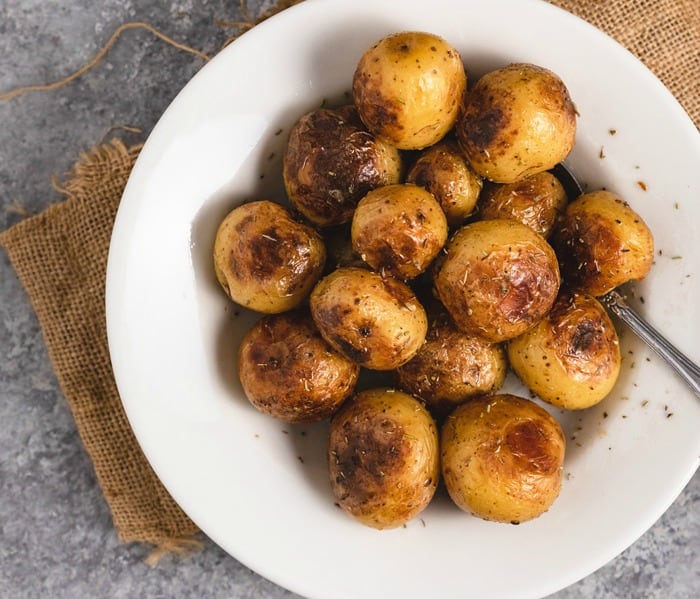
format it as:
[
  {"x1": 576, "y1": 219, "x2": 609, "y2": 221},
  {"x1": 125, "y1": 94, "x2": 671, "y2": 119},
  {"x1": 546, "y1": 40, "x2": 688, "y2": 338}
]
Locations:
[{"x1": 1, "y1": 0, "x2": 698, "y2": 555}]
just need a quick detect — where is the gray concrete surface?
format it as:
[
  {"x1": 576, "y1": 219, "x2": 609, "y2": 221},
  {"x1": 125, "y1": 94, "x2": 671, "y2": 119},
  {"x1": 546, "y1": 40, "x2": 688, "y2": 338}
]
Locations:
[{"x1": 1, "y1": 1, "x2": 697, "y2": 597}]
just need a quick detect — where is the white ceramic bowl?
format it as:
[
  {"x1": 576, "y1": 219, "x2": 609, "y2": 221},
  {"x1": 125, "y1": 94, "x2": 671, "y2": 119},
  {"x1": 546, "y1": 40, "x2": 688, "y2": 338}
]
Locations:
[{"x1": 106, "y1": 1, "x2": 700, "y2": 597}]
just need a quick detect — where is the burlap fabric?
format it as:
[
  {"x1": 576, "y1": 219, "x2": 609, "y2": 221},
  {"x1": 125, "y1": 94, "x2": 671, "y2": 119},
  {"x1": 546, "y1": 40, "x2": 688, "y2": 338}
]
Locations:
[{"x1": 1, "y1": 0, "x2": 698, "y2": 555}]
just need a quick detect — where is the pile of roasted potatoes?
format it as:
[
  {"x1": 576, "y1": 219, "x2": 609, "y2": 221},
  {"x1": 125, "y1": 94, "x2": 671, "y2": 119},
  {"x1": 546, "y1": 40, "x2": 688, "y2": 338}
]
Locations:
[{"x1": 213, "y1": 31, "x2": 654, "y2": 529}]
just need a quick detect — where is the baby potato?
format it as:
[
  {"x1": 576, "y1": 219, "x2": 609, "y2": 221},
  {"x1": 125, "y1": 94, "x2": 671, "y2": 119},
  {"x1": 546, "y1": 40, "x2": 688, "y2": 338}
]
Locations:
[
  {"x1": 406, "y1": 139, "x2": 484, "y2": 228},
  {"x1": 310, "y1": 267, "x2": 428, "y2": 370},
  {"x1": 353, "y1": 31, "x2": 466, "y2": 150},
  {"x1": 395, "y1": 308, "x2": 507, "y2": 418},
  {"x1": 476, "y1": 171, "x2": 568, "y2": 238},
  {"x1": 507, "y1": 292, "x2": 620, "y2": 410},
  {"x1": 441, "y1": 394, "x2": 565, "y2": 524},
  {"x1": 550, "y1": 190, "x2": 654, "y2": 296},
  {"x1": 238, "y1": 310, "x2": 360, "y2": 423},
  {"x1": 456, "y1": 63, "x2": 577, "y2": 183},
  {"x1": 283, "y1": 105, "x2": 402, "y2": 227},
  {"x1": 433, "y1": 219, "x2": 561, "y2": 343},
  {"x1": 351, "y1": 183, "x2": 448, "y2": 280},
  {"x1": 213, "y1": 200, "x2": 326, "y2": 313},
  {"x1": 328, "y1": 388, "x2": 439, "y2": 529}
]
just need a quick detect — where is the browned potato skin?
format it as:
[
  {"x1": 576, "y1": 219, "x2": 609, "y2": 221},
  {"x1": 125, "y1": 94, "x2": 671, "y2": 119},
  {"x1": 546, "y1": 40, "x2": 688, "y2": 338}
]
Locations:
[
  {"x1": 476, "y1": 171, "x2": 567, "y2": 238},
  {"x1": 456, "y1": 63, "x2": 576, "y2": 183},
  {"x1": 406, "y1": 139, "x2": 484, "y2": 228},
  {"x1": 213, "y1": 200, "x2": 326, "y2": 313},
  {"x1": 328, "y1": 388, "x2": 439, "y2": 529},
  {"x1": 310, "y1": 267, "x2": 428, "y2": 370},
  {"x1": 441, "y1": 394, "x2": 565, "y2": 524},
  {"x1": 433, "y1": 219, "x2": 561, "y2": 342},
  {"x1": 351, "y1": 183, "x2": 448, "y2": 280},
  {"x1": 283, "y1": 105, "x2": 402, "y2": 227},
  {"x1": 507, "y1": 292, "x2": 620, "y2": 410},
  {"x1": 550, "y1": 190, "x2": 654, "y2": 296},
  {"x1": 395, "y1": 308, "x2": 507, "y2": 417},
  {"x1": 238, "y1": 311, "x2": 360, "y2": 422},
  {"x1": 353, "y1": 31, "x2": 466, "y2": 150}
]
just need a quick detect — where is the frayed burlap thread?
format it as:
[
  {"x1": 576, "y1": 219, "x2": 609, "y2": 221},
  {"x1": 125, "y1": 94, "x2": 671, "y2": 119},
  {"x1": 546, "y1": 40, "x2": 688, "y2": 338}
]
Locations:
[{"x1": 0, "y1": 140, "x2": 200, "y2": 553}]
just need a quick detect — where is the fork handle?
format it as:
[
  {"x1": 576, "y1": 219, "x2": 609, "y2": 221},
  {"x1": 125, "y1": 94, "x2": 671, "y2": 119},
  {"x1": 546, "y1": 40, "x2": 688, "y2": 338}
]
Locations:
[{"x1": 601, "y1": 290, "x2": 700, "y2": 397}]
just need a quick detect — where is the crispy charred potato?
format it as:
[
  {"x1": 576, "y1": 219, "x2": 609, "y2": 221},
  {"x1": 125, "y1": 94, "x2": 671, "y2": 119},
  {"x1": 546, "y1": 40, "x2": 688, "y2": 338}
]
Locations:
[
  {"x1": 283, "y1": 105, "x2": 402, "y2": 227},
  {"x1": 328, "y1": 388, "x2": 439, "y2": 529},
  {"x1": 238, "y1": 311, "x2": 359, "y2": 422},
  {"x1": 550, "y1": 190, "x2": 654, "y2": 296},
  {"x1": 507, "y1": 292, "x2": 620, "y2": 409},
  {"x1": 353, "y1": 31, "x2": 466, "y2": 150},
  {"x1": 476, "y1": 171, "x2": 568, "y2": 238},
  {"x1": 433, "y1": 219, "x2": 560, "y2": 342},
  {"x1": 441, "y1": 394, "x2": 565, "y2": 524},
  {"x1": 395, "y1": 308, "x2": 507, "y2": 418},
  {"x1": 351, "y1": 183, "x2": 448, "y2": 280},
  {"x1": 310, "y1": 267, "x2": 428, "y2": 370},
  {"x1": 456, "y1": 63, "x2": 576, "y2": 183},
  {"x1": 213, "y1": 200, "x2": 326, "y2": 313},
  {"x1": 406, "y1": 139, "x2": 483, "y2": 228}
]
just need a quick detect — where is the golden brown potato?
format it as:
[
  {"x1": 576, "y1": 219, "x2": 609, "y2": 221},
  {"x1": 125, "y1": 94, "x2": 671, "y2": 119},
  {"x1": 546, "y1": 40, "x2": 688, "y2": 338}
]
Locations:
[
  {"x1": 456, "y1": 63, "x2": 576, "y2": 183},
  {"x1": 395, "y1": 308, "x2": 507, "y2": 417},
  {"x1": 441, "y1": 394, "x2": 565, "y2": 524},
  {"x1": 406, "y1": 139, "x2": 483, "y2": 228},
  {"x1": 353, "y1": 31, "x2": 466, "y2": 150},
  {"x1": 433, "y1": 219, "x2": 560, "y2": 342},
  {"x1": 213, "y1": 200, "x2": 326, "y2": 313},
  {"x1": 283, "y1": 105, "x2": 402, "y2": 227},
  {"x1": 476, "y1": 171, "x2": 568, "y2": 238},
  {"x1": 310, "y1": 267, "x2": 428, "y2": 370},
  {"x1": 507, "y1": 292, "x2": 620, "y2": 410},
  {"x1": 550, "y1": 190, "x2": 654, "y2": 296},
  {"x1": 328, "y1": 388, "x2": 439, "y2": 529},
  {"x1": 351, "y1": 183, "x2": 448, "y2": 280},
  {"x1": 238, "y1": 311, "x2": 360, "y2": 422}
]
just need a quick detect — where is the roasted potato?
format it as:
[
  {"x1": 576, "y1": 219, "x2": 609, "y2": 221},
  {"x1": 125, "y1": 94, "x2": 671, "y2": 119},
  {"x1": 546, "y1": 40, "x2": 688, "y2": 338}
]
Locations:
[
  {"x1": 351, "y1": 183, "x2": 448, "y2": 280},
  {"x1": 238, "y1": 311, "x2": 360, "y2": 422},
  {"x1": 406, "y1": 139, "x2": 484, "y2": 228},
  {"x1": 476, "y1": 171, "x2": 568, "y2": 238},
  {"x1": 310, "y1": 267, "x2": 428, "y2": 370},
  {"x1": 328, "y1": 388, "x2": 439, "y2": 529},
  {"x1": 507, "y1": 292, "x2": 620, "y2": 410},
  {"x1": 213, "y1": 200, "x2": 326, "y2": 313},
  {"x1": 395, "y1": 308, "x2": 507, "y2": 418},
  {"x1": 283, "y1": 105, "x2": 402, "y2": 227},
  {"x1": 433, "y1": 219, "x2": 561, "y2": 342},
  {"x1": 456, "y1": 63, "x2": 576, "y2": 183},
  {"x1": 353, "y1": 31, "x2": 466, "y2": 150},
  {"x1": 550, "y1": 190, "x2": 654, "y2": 296},
  {"x1": 441, "y1": 394, "x2": 565, "y2": 524}
]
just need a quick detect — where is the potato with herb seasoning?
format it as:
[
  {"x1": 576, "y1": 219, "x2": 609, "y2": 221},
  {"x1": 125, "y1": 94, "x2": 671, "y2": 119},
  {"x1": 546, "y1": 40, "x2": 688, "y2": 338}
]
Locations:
[
  {"x1": 283, "y1": 105, "x2": 402, "y2": 227},
  {"x1": 441, "y1": 394, "x2": 565, "y2": 524},
  {"x1": 328, "y1": 388, "x2": 439, "y2": 529},
  {"x1": 406, "y1": 139, "x2": 483, "y2": 228},
  {"x1": 395, "y1": 308, "x2": 507, "y2": 418},
  {"x1": 238, "y1": 310, "x2": 359, "y2": 422},
  {"x1": 353, "y1": 31, "x2": 467, "y2": 150},
  {"x1": 433, "y1": 219, "x2": 561, "y2": 343},
  {"x1": 310, "y1": 267, "x2": 428, "y2": 370},
  {"x1": 550, "y1": 190, "x2": 654, "y2": 296},
  {"x1": 213, "y1": 200, "x2": 326, "y2": 313},
  {"x1": 351, "y1": 183, "x2": 448, "y2": 280},
  {"x1": 507, "y1": 292, "x2": 620, "y2": 410},
  {"x1": 476, "y1": 171, "x2": 568, "y2": 238},
  {"x1": 456, "y1": 63, "x2": 576, "y2": 183}
]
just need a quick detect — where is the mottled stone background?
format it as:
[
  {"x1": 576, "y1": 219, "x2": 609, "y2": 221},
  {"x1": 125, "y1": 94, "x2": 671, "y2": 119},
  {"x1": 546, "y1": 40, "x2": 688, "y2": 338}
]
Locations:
[{"x1": 0, "y1": 1, "x2": 697, "y2": 597}]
